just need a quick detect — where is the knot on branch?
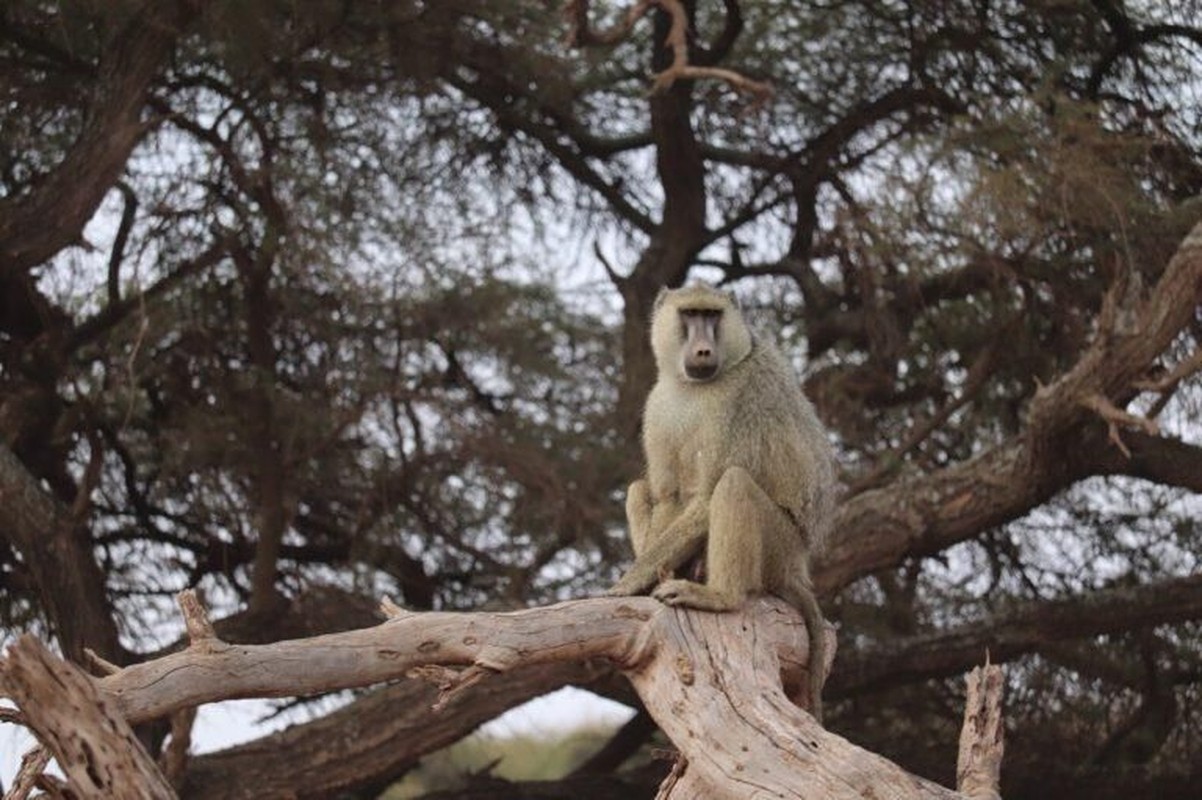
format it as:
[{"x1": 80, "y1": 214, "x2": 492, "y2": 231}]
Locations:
[{"x1": 408, "y1": 664, "x2": 498, "y2": 711}]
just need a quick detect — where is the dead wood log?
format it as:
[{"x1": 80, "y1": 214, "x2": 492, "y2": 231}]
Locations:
[
  {"x1": 1, "y1": 636, "x2": 174, "y2": 800},
  {"x1": 1, "y1": 592, "x2": 1003, "y2": 799}
]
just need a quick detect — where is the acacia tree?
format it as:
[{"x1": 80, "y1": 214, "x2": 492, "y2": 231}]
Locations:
[{"x1": 0, "y1": 1, "x2": 1200, "y2": 798}]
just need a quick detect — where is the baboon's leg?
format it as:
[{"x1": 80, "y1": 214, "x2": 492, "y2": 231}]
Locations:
[
  {"x1": 625, "y1": 479, "x2": 653, "y2": 557},
  {"x1": 651, "y1": 468, "x2": 828, "y2": 722},
  {"x1": 653, "y1": 467, "x2": 785, "y2": 611}
]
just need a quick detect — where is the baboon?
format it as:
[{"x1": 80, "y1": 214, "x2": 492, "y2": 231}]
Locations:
[{"x1": 609, "y1": 283, "x2": 836, "y2": 721}]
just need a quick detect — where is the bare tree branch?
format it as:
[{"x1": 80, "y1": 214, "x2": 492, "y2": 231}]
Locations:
[
  {"x1": 564, "y1": 0, "x2": 772, "y2": 104},
  {"x1": 182, "y1": 661, "x2": 608, "y2": 799},
  {"x1": 1086, "y1": 430, "x2": 1202, "y2": 493},
  {"x1": 830, "y1": 573, "x2": 1202, "y2": 698},
  {"x1": 819, "y1": 220, "x2": 1202, "y2": 594},
  {"x1": 6, "y1": 746, "x2": 51, "y2": 800}
]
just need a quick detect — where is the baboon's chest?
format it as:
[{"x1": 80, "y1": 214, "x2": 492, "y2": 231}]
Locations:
[{"x1": 652, "y1": 389, "x2": 726, "y2": 494}]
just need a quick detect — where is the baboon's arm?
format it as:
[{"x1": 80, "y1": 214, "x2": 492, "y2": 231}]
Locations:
[{"x1": 608, "y1": 501, "x2": 707, "y2": 596}]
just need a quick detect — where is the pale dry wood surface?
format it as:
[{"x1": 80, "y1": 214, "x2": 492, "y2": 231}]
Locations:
[
  {"x1": 2, "y1": 592, "x2": 1003, "y2": 799},
  {"x1": 3, "y1": 636, "x2": 175, "y2": 800}
]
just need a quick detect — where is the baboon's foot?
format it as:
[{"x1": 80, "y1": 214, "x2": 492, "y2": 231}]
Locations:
[{"x1": 652, "y1": 579, "x2": 740, "y2": 611}]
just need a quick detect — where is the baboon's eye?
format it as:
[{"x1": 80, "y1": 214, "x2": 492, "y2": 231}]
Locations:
[
  {"x1": 679, "y1": 308, "x2": 722, "y2": 321},
  {"x1": 679, "y1": 308, "x2": 722, "y2": 340}
]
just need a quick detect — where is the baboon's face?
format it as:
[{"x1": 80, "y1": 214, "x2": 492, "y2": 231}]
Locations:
[
  {"x1": 679, "y1": 307, "x2": 723, "y2": 382},
  {"x1": 651, "y1": 285, "x2": 751, "y2": 384}
]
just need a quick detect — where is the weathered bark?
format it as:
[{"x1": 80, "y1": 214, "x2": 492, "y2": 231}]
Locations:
[
  {"x1": 99, "y1": 597, "x2": 670, "y2": 724},
  {"x1": 625, "y1": 601, "x2": 961, "y2": 800},
  {"x1": 1, "y1": 637, "x2": 174, "y2": 800},
  {"x1": 2, "y1": 593, "x2": 1004, "y2": 800},
  {"x1": 957, "y1": 663, "x2": 1004, "y2": 800}
]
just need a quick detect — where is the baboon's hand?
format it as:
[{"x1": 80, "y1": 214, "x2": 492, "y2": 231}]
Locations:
[
  {"x1": 607, "y1": 567, "x2": 656, "y2": 597},
  {"x1": 652, "y1": 579, "x2": 704, "y2": 606}
]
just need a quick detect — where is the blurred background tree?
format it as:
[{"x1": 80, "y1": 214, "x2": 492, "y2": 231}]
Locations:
[{"x1": 0, "y1": 1, "x2": 1200, "y2": 797}]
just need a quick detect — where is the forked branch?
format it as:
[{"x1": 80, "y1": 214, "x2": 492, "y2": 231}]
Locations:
[
  {"x1": 564, "y1": 0, "x2": 773, "y2": 105},
  {"x1": 1080, "y1": 393, "x2": 1161, "y2": 458},
  {"x1": 0, "y1": 591, "x2": 1003, "y2": 799}
]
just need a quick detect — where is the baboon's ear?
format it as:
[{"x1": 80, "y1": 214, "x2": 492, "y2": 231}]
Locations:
[
  {"x1": 725, "y1": 289, "x2": 741, "y2": 310},
  {"x1": 653, "y1": 287, "x2": 670, "y2": 311}
]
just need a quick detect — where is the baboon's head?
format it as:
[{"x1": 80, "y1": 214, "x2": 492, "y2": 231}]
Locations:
[{"x1": 650, "y1": 284, "x2": 753, "y2": 383}]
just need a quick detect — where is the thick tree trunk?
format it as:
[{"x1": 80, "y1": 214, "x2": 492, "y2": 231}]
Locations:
[
  {"x1": 0, "y1": 444, "x2": 125, "y2": 664},
  {"x1": 615, "y1": 5, "x2": 709, "y2": 436}
]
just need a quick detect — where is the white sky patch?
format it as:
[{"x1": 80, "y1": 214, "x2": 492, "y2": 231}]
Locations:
[{"x1": 477, "y1": 687, "x2": 635, "y2": 738}]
